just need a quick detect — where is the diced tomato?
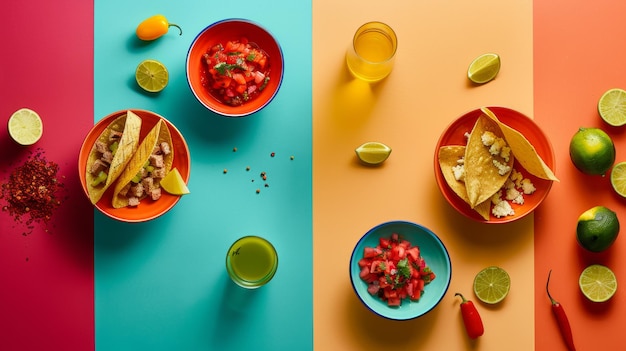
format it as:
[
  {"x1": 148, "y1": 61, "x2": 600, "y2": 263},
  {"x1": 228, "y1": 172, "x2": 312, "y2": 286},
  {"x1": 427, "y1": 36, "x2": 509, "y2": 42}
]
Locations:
[{"x1": 358, "y1": 234, "x2": 436, "y2": 307}]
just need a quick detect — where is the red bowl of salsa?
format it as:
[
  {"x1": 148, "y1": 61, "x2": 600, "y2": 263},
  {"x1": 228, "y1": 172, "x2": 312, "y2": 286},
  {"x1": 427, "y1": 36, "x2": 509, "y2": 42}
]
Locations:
[{"x1": 186, "y1": 19, "x2": 284, "y2": 117}]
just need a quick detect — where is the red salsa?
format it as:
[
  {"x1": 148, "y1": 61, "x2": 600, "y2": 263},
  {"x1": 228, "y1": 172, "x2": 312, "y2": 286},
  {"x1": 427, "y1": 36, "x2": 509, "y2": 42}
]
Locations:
[{"x1": 201, "y1": 37, "x2": 271, "y2": 106}]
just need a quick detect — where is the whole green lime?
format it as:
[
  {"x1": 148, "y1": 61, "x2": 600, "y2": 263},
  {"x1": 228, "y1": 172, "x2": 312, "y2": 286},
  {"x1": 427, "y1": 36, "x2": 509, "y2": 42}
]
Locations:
[
  {"x1": 576, "y1": 206, "x2": 620, "y2": 252},
  {"x1": 569, "y1": 127, "x2": 615, "y2": 176}
]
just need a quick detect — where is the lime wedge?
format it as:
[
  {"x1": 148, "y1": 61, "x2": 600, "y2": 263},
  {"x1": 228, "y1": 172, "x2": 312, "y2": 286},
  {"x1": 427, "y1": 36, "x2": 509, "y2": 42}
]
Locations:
[
  {"x1": 355, "y1": 142, "x2": 391, "y2": 165},
  {"x1": 135, "y1": 59, "x2": 169, "y2": 93},
  {"x1": 8, "y1": 108, "x2": 43, "y2": 145},
  {"x1": 468, "y1": 53, "x2": 501, "y2": 84},
  {"x1": 611, "y1": 162, "x2": 626, "y2": 198},
  {"x1": 473, "y1": 266, "x2": 510, "y2": 304},
  {"x1": 579, "y1": 264, "x2": 617, "y2": 302},
  {"x1": 160, "y1": 168, "x2": 190, "y2": 195},
  {"x1": 598, "y1": 88, "x2": 626, "y2": 126}
]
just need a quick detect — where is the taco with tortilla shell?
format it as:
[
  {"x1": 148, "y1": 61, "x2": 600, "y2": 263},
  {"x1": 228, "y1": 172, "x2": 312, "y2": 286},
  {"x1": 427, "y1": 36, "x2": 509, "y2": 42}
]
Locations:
[
  {"x1": 86, "y1": 111, "x2": 142, "y2": 204},
  {"x1": 112, "y1": 119, "x2": 174, "y2": 208},
  {"x1": 464, "y1": 115, "x2": 515, "y2": 208}
]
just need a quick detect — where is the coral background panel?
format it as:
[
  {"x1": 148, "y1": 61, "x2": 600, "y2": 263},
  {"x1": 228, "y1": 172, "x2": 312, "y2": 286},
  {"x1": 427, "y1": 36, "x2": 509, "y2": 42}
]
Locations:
[
  {"x1": 534, "y1": 1, "x2": 626, "y2": 350},
  {"x1": 0, "y1": 1, "x2": 95, "y2": 350}
]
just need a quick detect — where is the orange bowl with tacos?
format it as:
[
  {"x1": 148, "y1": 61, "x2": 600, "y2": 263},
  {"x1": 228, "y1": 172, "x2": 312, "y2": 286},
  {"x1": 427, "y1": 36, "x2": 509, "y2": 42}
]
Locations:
[
  {"x1": 434, "y1": 107, "x2": 557, "y2": 223},
  {"x1": 79, "y1": 109, "x2": 190, "y2": 222}
]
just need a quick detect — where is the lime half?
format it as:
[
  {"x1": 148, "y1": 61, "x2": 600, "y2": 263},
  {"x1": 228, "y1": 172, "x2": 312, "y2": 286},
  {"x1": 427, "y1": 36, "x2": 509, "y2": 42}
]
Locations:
[
  {"x1": 355, "y1": 142, "x2": 391, "y2": 165},
  {"x1": 579, "y1": 264, "x2": 617, "y2": 303},
  {"x1": 611, "y1": 162, "x2": 626, "y2": 198},
  {"x1": 473, "y1": 266, "x2": 510, "y2": 304},
  {"x1": 135, "y1": 59, "x2": 169, "y2": 93},
  {"x1": 468, "y1": 53, "x2": 501, "y2": 84},
  {"x1": 8, "y1": 108, "x2": 43, "y2": 145},
  {"x1": 160, "y1": 168, "x2": 190, "y2": 195},
  {"x1": 598, "y1": 88, "x2": 626, "y2": 127}
]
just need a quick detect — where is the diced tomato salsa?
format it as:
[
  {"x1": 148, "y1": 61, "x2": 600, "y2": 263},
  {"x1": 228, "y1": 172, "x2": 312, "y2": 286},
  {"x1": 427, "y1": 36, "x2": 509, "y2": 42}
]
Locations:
[
  {"x1": 200, "y1": 37, "x2": 271, "y2": 106},
  {"x1": 358, "y1": 233, "x2": 436, "y2": 307}
]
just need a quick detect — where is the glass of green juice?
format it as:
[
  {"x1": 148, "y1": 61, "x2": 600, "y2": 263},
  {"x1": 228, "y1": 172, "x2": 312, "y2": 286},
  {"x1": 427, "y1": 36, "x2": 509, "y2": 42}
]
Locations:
[
  {"x1": 346, "y1": 21, "x2": 397, "y2": 82},
  {"x1": 226, "y1": 236, "x2": 278, "y2": 289}
]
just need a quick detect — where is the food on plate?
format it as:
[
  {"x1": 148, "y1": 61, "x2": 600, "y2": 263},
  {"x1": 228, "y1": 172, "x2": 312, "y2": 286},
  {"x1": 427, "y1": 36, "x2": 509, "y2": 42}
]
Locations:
[
  {"x1": 8, "y1": 108, "x2": 43, "y2": 146},
  {"x1": 473, "y1": 266, "x2": 510, "y2": 304},
  {"x1": 569, "y1": 127, "x2": 615, "y2": 176},
  {"x1": 455, "y1": 293, "x2": 484, "y2": 339},
  {"x1": 598, "y1": 88, "x2": 626, "y2": 127},
  {"x1": 579, "y1": 264, "x2": 617, "y2": 303},
  {"x1": 546, "y1": 270, "x2": 576, "y2": 351},
  {"x1": 355, "y1": 141, "x2": 392, "y2": 165},
  {"x1": 201, "y1": 37, "x2": 271, "y2": 106},
  {"x1": 86, "y1": 111, "x2": 142, "y2": 204},
  {"x1": 576, "y1": 205, "x2": 619, "y2": 253},
  {"x1": 481, "y1": 107, "x2": 558, "y2": 181},
  {"x1": 135, "y1": 59, "x2": 169, "y2": 93},
  {"x1": 438, "y1": 108, "x2": 557, "y2": 219},
  {"x1": 136, "y1": 14, "x2": 182, "y2": 41},
  {"x1": 112, "y1": 119, "x2": 173, "y2": 208},
  {"x1": 464, "y1": 115, "x2": 514, "y2": 208},
  {"x1": 357, "y1": 233, "x2": 436, "y2": 307},
  {"x1": 467, "y1": 53, "x2": 500, "y2": 84}
]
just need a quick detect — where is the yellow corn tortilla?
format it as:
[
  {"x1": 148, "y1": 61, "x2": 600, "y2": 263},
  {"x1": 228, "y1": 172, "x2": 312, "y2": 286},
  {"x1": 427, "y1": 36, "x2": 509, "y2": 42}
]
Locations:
[
  {"x1": 438, "y1": 145, "x2": 491, "y2": 220},
  {"x1": 464, "y1": 115, "x2": 514, "y2": 208},
  {"x1": 86, "y1": 111, "x2": 142, "y2": 204},
  {"x1": 111, "y1": 119, "x2": 174, "y2": 208},
  {"x1": 481, "y1": 107, "x2": 558, "y2": 181}
]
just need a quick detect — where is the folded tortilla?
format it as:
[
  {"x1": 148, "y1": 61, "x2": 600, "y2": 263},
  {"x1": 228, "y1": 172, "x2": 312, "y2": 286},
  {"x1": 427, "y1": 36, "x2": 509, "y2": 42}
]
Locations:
[
  {"x1": 438, "y1": 145, "x2": 491, "y2": 220},
  {"x1": 464, "y1": 115, "x2": 514, "y2": 208},
  {"x1": 111, "y1": 119, "x2": 173, "y2": 208},
  {"x1": 86, "y1": 111, "x2": 142, "y2": 204}
]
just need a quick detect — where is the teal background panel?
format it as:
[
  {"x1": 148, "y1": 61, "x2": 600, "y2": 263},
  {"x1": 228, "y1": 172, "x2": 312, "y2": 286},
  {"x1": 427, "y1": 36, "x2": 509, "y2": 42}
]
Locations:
[{"x1": 94, "y1": 1, "x2": 312, "y2": 350}]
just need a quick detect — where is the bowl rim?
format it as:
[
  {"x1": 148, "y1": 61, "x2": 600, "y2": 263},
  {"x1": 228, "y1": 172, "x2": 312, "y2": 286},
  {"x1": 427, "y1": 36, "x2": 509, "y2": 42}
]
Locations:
[
  {"x1": 349, "y1": 220, "x2": 452, "y2": 320},
  {"x1": 78, "y1": 109, "x2": 191, "y2": 222},
  {"x1": 433, "y1": 106, "x2": 556, "y2": 224},
  {"x1": 185, "y1": 18, "x2": 285, "y2": 118}
]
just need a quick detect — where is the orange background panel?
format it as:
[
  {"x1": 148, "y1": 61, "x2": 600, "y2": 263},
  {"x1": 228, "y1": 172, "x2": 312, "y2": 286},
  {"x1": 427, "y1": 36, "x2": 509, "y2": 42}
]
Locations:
[
  {"x1": 534, "y1": 1, "x2": 626, "y2": 350},
  {"x1": 313, "y1": 0, "x2": 535, "y2": 349}
]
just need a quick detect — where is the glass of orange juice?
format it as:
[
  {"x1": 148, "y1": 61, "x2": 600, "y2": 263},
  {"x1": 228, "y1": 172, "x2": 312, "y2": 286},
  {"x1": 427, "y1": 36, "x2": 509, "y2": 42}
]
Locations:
[
  {"x1": 226, "y1": 236, "x2": 278, "y2": 289},
  {"x1": 346, "y1": 21, "x2": 397, "y2": 82}
]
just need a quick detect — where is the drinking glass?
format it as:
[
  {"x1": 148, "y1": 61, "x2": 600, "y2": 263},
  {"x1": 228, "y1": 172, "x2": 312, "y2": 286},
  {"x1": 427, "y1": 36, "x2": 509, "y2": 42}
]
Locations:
[
  {"x1": 226, "y1": 236, "x2": 278, "y2": 289},
  {"x1": 346, "y1": 21, "x2": 397, "y2": 82}
]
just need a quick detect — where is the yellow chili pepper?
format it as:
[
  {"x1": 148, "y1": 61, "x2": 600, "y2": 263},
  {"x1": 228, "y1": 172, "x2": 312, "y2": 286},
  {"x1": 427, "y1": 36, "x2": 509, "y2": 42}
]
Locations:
[{"x1": 136, "y1": 14, "x2": 182, "y2": 41}]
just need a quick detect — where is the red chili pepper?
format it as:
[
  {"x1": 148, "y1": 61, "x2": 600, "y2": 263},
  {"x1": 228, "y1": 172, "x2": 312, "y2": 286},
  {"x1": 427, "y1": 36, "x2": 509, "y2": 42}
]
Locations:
[
  {"x1": 547, "y1": 270, "x2": 576, "y2": 351},
  {"x1": 455, "y1": 292, "x2": 484, "y2": 339}
]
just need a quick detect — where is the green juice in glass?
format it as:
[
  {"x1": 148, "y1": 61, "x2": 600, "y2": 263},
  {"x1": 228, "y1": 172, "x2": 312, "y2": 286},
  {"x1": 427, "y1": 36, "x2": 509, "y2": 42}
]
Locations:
[{"x1": 226, "y1": 236, "x2": 278, "y2": 289}]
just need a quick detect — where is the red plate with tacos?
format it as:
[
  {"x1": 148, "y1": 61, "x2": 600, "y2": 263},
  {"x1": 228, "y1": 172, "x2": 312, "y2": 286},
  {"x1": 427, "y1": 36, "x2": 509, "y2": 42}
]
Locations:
[
  {"x1": 434, "y1": 106, "x2": 557, "y2": 223},
  {"x1": 79, "y1": 109, "x2": 190, "y2": 222}
]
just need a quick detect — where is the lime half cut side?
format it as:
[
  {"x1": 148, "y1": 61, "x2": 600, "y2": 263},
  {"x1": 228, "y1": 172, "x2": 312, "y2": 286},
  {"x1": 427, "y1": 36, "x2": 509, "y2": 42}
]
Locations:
[
  {"x1": 610, "y1": 162, "x2": 626, "y2": 198},
  {"x1": 598, "y1": 88, "x2": 626, "y2": 126},
  {"x1": 473, "y1": 266, "x2": 510, "y2": 304},
  {"x1": 579, "y1": 264, "x2": 617, "y2": 303},
  {"x1": 135, "y1": 59, "x2": 169, "y2": 93},
  {"x1": 467, "y1": 53, "x2": 501, "y2": 84},
  {"x1": 355, "y1": 142, "x2": 392, "y2": 165},
  {"x1": 8, "y1": 108, "x2": 43, "y2": 145}
]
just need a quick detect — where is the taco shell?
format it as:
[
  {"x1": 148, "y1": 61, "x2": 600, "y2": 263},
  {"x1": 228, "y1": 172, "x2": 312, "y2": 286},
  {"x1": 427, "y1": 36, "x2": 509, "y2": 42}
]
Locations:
[
  {"x1": 112, "y1": 119, "x2": 174, "y2": 209},
  {"x1": 464, "y1": 115, "x2": 514, "y2": 208},
  {"x1": 86, "y1": 111, "x2": 142, "y2": 204},
  {"x1": 481, "y1": 107, "x2": 558, "y2": 181},
  {"x1": 438, "y1": 145, "x2": 491, "y2": 220}
]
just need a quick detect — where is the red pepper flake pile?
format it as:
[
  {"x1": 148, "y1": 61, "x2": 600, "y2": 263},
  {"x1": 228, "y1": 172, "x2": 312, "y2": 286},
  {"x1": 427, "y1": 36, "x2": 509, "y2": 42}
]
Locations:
[{"x1": 0, "y1": 150, "x2": 64, "y2": 235}]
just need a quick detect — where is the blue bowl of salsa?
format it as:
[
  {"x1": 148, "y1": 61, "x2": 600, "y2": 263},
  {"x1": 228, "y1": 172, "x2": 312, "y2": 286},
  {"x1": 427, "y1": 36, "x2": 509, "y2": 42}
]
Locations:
[
  {"x1": 186, "y1": 19, "x2": 284, "y2": 117},
  {"x1": 350, "y1": 220, "x2": 452, "y2": 320}
]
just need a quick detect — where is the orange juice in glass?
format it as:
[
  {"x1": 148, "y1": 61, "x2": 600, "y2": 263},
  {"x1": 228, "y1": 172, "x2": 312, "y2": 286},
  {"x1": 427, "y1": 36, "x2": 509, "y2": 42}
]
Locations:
[
  {"x1": 226, "y1": 236, "x2": 278, "y2": 289},
  {"x1": 346, "y1": 21, "x2": 397, "y2": 82}
]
